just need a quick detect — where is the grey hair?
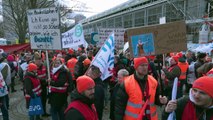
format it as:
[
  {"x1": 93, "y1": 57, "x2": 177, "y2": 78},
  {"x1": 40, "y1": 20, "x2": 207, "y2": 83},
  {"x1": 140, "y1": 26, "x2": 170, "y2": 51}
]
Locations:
[{"x1": 117, "y1": 69, "x2": 129, "y2": 77}]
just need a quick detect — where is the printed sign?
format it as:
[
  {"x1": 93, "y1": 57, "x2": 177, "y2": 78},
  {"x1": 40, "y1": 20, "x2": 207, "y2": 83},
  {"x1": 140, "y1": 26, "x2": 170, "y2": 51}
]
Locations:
[
  {"x1": 128, "y1": 21, "x2": 187, "y2": 58},
  {"x1": 62, "y1": 24, "x2": 85, "y2": 48},
  {"x1": 27, "y1": 7, "x2": 61, "y2": 50},
  {"x1": 98, "y1": 28, "x2": 125, "y2": 49}
]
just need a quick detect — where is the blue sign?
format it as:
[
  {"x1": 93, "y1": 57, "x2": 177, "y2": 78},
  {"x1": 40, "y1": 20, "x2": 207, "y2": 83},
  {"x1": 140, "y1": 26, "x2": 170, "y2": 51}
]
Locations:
[
  {"x1": 131, "y1": 33, "x2": 155, "y2": 57},
  {"x1": 91, "y1": 32, "x2": 99, "y2": 45}
]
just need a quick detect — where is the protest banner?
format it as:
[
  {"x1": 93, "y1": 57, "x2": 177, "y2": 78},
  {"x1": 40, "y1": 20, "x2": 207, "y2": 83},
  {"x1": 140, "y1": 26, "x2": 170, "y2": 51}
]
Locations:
[
  {"x1": 91, "y1": 33, "x2": 115, "y2": 80},
  {"x1": 27, "y1": 7, "x2": 61, "y2": 50},
  {"x1": 62, "y1": 24, "x2": 85, "y2": 48},
  {"x1": 98, "y1": 28, "x2": 125, "y2": 49},
  {"x1": 127, "y1": 21, "x2": 187, "y2": 58}
]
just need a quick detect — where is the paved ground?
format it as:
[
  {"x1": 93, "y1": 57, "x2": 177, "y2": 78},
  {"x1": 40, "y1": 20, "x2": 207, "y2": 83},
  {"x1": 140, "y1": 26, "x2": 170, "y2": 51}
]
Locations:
[{"x1": 4, "y1": 81, "x2": 110, "y2": 120}]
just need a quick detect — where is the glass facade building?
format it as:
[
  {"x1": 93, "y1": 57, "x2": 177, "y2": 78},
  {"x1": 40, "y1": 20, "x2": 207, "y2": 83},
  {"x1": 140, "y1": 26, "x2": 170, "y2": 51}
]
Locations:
[{"x1": 80, "y1": 0, "x2": 210, "y2": 43}]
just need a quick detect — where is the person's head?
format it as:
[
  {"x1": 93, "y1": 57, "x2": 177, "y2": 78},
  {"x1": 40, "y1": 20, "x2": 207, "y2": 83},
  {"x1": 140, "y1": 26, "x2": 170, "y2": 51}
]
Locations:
[
  {"x1": 53, "y1": 58, "x2": 62, "y2": 68},
  {"x1": 88, "y1": 50, "x2": 93, "y2": 58},
  {"x1": 24, "y1": 53, "x2": 32, "y2": 62},
  {"x1": 125, "y1": 53, "x2": 131, "y2": 60},
  {"x1": 34, "y1": 52, "x2": 43, "y2": 67},
  {"x1": 68, "y1": 48, "x2": 74, "y2": 55},
  {"x1": 170, "y1": 56, "x2": 179, "y2": 65},
  {"x1": 85, "y1": 65, "x2": 101, "y2": 79},
  {"x1": 28, "y1": 63, "x2": 38, "y2": 75},
  {"x1": 197, "y1": 52, "x2": 207, "y2": 62},
  {"x1": 34, "y1": 57, "x2": 43, "y2": 67},
  {"x1": 134, "y1": 57, "x2": 148, "y2": 76},
  {"x1": 7, "y1": 55, "x2": 15, "y2": 62},
  {"x1": 117, "y1": 69, "x2": 129, "y2": 83},
  {"x1": 76, "y1": 75, "x2": 95, "y2": 100},
  {"x1": 57, "y1": 53, "x2": 62, "y2": 59},
  {"x1": 83, "y1": 58, "x2": 91, "y2": 67},
  {"x1": 191, "y1": 76, "x2": 213, "y2": 107},
  {"x1": 186, "y1": 50, "x2": 192, "y2": 58}
]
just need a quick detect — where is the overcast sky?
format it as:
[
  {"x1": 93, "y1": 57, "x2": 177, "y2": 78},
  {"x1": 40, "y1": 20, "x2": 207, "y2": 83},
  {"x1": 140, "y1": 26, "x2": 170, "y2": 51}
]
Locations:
[
  {"x1": 62, "y1": 0, "x2": 129, "y2": 17},
  {"x1": 0, "y1": 0, "x2": 129, "y2": 22}
]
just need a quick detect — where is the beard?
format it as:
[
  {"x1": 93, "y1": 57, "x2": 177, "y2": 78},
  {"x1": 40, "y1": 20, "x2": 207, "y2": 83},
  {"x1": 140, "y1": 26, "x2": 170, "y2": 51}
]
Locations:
[{"x1": 88, "y1": 94, "x2": 95, "y2": 101}]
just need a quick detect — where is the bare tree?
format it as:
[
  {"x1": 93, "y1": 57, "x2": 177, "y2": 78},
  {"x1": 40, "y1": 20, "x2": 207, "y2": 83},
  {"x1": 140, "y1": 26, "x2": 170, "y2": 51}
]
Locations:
[
  {"x1": 2, "y1": 0, "x2": 53, "y2": 43},
  {"x1": 2, "y1": 0, "x2": 89, "y2": 44}
]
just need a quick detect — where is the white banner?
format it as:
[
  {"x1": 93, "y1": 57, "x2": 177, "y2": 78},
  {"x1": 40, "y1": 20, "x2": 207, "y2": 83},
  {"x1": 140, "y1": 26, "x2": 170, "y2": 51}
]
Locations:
[
  {"x1": 62, "y1": 24, "x2": 85, "y2": 48},
  {"x1": 91, "y1": 33, "x2": 115, "y2": 80},
  {"x1": 27, "y1": 7, "x2": 61, "y2": 50},
  {"x1": 98, "y1": 28, "x2": 125, "y2": 49}
]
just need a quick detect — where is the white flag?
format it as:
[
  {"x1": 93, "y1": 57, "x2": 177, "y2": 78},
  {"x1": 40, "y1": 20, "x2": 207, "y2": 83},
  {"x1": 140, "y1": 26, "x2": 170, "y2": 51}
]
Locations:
[
  {"x1": 167, "y1": 77, "x2": 178, "y2": 120},
  {"x1": 91, "y1": 33, "x2": 115, "y2": 80}
]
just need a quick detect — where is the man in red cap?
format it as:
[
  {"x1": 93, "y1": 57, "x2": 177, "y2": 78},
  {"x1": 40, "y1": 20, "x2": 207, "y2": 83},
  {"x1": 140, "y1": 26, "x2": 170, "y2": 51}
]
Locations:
[
  {"x1": 64, "y1": 75, "x2": 98, "y2": 120},
  {"x1": 115, "y1": 57, "x2": 168, "y2": 120},
  {"x1": 161, "y1": 55, "x2": 181, "y2": 99},
  {"x1": 85, "y1": 65, "x2": 105, "y2": 120},
  {"x1": 163, "y1": 76, "x2": 213, "y2": 120}
]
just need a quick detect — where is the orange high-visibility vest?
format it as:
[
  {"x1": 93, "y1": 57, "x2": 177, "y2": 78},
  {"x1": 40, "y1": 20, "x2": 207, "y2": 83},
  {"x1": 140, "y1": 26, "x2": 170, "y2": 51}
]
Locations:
[
  {"x1": 123, "y1": 75, "x2": 158, "y2": 120},
  {"x1": 178, "y1": 62, "x2": 189, "y2": 80},
  {"x1": 67, "y1": 58, "x2": 77, "y2": 80}
]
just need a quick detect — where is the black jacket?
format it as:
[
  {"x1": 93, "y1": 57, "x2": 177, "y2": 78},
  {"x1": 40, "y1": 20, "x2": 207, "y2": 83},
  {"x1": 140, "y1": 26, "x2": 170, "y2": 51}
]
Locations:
[
  {"x1": 94, "y1": 77, "x2": 105, "y2": 120},
  {"x1": 65, "y1": 90, "x2": 94, "y2": 120},
  {"x1": 110, "y1": 83, "x2": 120, "y2": 120}
]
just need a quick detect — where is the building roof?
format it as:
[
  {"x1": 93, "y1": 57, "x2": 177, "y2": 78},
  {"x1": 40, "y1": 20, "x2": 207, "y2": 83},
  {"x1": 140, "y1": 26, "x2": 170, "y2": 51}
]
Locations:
[{"x1": 80, "y1": 0, "x2": 150, "y2": 23}]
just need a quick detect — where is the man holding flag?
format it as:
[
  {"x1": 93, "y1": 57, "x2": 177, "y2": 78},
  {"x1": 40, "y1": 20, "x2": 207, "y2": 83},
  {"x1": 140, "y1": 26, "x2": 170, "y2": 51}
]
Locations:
[
  {"x1": 162, "y1": 76, "x2": 213, "y2": 120},
  {"x1": 114, "y1": 57, "x2": 168, "y2": 120},
  {"x1": 85, "y1": 33, "x2": 115, "y2": 120}
]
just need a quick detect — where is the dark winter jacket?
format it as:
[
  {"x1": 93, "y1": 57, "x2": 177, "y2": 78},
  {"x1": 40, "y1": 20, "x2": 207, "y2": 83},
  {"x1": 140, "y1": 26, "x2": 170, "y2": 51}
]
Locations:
[
  {"x1": 162, "y1": 64, "x2": 181, "y2": 99},
  {"x1": 94, "y1": 77, "x2": 105, "y2": 120},
  {"x1": 65, "y1": 90, "x2": 95, "y2": 120},
  {"x1": 194, "y1": 60, "x2": 205, "y2": 78},
  {"x1": 162, "y1": 96, "x2": 213, "y2": 120},
  {"x1": 74, "y1": 55, "x2": 86, "y2": 79},
  {"x1": 162, "y1": 64, "x2": 181, "y2": 85},
  {"x1": 24, "y1": 72, "x2": 40, "y2": 108},
  {"x1": 110, "y1": 83, "x2": 120, "y2": 120},
  {"x1": 49, "y1": 66, "x2": 68, "y2": 108}
]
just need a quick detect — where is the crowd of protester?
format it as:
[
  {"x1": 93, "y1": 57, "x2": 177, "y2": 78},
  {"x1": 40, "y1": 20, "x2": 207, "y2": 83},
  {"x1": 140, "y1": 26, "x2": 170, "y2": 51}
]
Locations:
[{"x1": 0, "y1": 44, "x2": 212, "y2": 120}]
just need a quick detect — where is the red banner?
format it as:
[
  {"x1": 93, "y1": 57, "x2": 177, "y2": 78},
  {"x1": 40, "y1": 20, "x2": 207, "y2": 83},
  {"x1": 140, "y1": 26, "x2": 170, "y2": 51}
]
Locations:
[{"x1": 0, "y1": 43, "x2": 31, "y2": 53}]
